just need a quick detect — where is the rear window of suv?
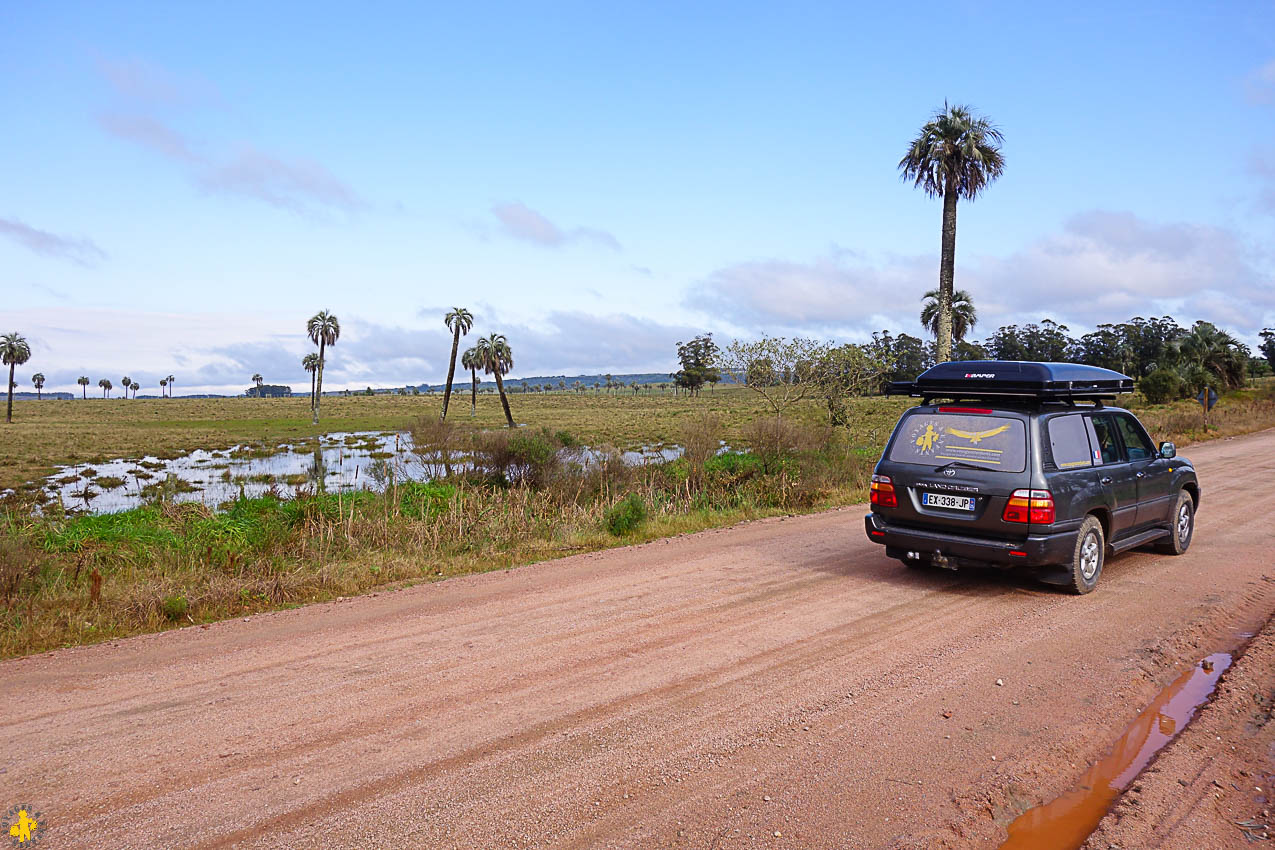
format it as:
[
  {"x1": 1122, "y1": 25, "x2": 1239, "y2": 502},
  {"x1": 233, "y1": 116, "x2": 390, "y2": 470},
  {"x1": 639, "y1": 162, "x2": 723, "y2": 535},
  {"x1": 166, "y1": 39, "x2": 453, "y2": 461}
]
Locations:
[
  {"x1": 888, "y1": 412, "x2": 1027, "y2": 472},
  {"x1": 1047, "y1": 414, "x2": 1094, "y2": 469}
]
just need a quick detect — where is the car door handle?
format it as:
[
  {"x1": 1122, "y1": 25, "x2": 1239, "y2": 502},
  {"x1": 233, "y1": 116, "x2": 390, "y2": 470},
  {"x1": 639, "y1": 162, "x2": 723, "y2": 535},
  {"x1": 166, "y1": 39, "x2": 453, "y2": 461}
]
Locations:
[{"x1": 1101, "y1": 477, "x2": 1112, "y2": 485}]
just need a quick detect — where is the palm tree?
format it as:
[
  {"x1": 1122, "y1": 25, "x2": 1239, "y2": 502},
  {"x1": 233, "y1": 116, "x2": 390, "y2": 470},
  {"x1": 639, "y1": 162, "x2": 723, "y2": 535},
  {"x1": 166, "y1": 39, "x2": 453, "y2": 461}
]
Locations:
[
  {"x1": 920, "y1": 289, "x2": 978, "y2": 345},
  {"x1": 130, "y1": 381, "x2": 139, "y2": 398},
  {"x1": 122, "y1": 375, "x2": 131, "y2": 398},
  {"x1": 98, "y1": 378, "x2": 112, "y2": 398},
  {"x1": 1, "y1": 332, "x2": 31, "y2": 423},
  {"x1": 252, "y1": 373, "x2": 263, "y2": 396},
  {"x1": 78, "y1": 376, "x2": 90, "y2": 399},
  {"x1": 899, "y1": 103, "x2": 1005, "y2": 362},
  {"x1": 475, "y1": 333, "x2": 516, "y2": 427},
  {"x1": 166, "y1": 374, "x2": 175, "y2": 398},
  {"x1": 1177, "y1": 322, "x2": 1248, "y2": 390},
  {"x1": 31, "y1": 373, "x2": 44, "y2": 400},
  {"x1": 306, "y1": 310, "x2": 340, "y2": 424},
  {"x1": 302, "y1": 353, "x2": 320, "y2": 409},
  {"x1": 440, "y1": 307, "x2": 474, "y2": 420},
  {"x1": 460, "y1": 345, "x2": 480, "y2": 416},
  {"x1": 159, "y1": 378, "x2": 167, "y2": 397}
]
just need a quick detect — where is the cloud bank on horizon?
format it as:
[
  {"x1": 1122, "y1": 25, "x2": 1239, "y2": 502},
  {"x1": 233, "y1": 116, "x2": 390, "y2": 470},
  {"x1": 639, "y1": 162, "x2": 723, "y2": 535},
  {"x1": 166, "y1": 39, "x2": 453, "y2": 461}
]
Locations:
[{"x1": 2, "y1": 3, "x2": 1273, "y2": 394}]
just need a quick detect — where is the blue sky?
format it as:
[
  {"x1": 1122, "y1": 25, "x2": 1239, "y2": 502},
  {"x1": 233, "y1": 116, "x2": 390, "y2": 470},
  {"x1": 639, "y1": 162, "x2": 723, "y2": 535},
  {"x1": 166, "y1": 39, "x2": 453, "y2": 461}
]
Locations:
[{"x1": 3, "y1": 1, "x2": 1274, "y2": 394}]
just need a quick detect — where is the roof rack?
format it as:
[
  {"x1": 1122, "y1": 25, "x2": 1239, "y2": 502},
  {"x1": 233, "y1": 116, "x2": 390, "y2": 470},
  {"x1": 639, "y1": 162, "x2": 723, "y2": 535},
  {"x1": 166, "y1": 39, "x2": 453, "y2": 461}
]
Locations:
[{"x1": 887, "y1": 360, "x2": 1134, "y2": 403}]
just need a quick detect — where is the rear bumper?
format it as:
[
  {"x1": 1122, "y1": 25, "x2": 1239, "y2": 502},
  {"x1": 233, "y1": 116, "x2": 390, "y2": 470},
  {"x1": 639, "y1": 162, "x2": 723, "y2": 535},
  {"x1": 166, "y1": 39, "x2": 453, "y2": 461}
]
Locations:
[{"x1": 864, "y1": 512, "x2": 1076, "y2": 568}]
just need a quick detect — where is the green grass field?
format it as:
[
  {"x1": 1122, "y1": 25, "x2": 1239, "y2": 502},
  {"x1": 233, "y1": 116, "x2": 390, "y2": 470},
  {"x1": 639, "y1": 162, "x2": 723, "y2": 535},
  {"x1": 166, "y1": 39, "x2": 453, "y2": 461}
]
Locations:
[
  {"x1": 0, "y1": 387, "x2": 913, "y2": 491},
  {"x1": 2, "y1": 380, "x2": 1271, "y2": 658}
]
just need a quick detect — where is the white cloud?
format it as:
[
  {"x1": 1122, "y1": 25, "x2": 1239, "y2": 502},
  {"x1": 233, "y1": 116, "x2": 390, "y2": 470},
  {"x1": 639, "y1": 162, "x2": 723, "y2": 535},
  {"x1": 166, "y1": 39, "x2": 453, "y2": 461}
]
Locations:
[
  {"x1": 687, "y1": 210, "x2": 1275, "y2": 342},
  {"x1": 490, "y1": 202, "x2": 621, "y2": 250},
  {"x1": 0, "y1": 217, "x2": 107, "y2": 267}
]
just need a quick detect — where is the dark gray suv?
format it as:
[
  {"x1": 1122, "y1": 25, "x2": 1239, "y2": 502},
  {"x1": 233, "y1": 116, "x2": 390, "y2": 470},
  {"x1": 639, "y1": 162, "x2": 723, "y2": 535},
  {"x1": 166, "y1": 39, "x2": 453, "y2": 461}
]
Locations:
[{"x1": 864, "y1": 361, "x2": 1200, "y2": 593}]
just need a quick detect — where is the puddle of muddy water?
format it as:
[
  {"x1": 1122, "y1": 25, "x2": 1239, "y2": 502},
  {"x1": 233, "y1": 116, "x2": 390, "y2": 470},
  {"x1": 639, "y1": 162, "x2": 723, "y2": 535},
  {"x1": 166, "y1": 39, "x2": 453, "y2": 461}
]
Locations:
[
  {"x1": 21, "y1": 431, "x2": 689, "y2": 515},
  {"x1": 998, "y1": 651, "x2": 1234, "y2": 850}
]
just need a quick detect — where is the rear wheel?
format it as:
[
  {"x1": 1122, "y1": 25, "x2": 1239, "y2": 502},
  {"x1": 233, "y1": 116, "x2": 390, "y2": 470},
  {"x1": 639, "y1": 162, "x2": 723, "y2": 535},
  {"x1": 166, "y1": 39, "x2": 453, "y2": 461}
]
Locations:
[
  {"x1": 1067, "y1": 516, "x2": 1105, "y2": 595},
  {"x1": 1156, "y1": 491, "x2": 1194, "y2": 555}
]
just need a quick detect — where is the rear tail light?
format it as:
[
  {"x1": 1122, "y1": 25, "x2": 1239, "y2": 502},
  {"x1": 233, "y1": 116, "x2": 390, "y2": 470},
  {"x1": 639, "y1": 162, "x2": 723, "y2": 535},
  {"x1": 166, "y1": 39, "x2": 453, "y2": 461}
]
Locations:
[
  {"x1": 1002, "y1": 489, "x2": 1055, "y2": 524},
  {"x1": 870, "y1": 474, "x2": 897, "y2": 508}
]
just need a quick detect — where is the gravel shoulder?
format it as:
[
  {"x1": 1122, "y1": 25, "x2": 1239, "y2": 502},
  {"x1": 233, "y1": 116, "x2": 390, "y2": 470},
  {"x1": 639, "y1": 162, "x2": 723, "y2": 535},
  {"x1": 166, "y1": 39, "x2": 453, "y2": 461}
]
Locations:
[
  {"x1": 1083, "y1": 613, "x2": 1275, "y2": 849},
  {"x1": 2, "y1": 429, "x2": 1274, "y2": 849}
]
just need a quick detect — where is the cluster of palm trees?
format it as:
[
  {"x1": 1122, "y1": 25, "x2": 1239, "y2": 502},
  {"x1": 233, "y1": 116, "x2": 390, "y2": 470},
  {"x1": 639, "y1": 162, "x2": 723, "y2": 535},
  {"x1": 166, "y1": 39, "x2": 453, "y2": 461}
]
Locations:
[
  {"x1": 440, "y1": 307, "x2": 517, "y2": 427},
  {"x1": 304, "y1": 310, "x2": 340, "y2": 424}
]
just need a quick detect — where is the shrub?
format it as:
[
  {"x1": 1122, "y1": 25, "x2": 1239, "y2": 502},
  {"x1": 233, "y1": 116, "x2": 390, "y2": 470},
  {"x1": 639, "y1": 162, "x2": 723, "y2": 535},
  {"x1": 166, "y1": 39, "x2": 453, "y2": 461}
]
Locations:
[
  {"x1": 161, "y1": 594, "x2": 189, "y2": 622},
  {"x1": 471, "y1": 428, "x2": 563, "y2": 487},
  {"x1": 604, "y1": 492, "x2": 647, "y2": 536},
  {"x1": 680, "y1": 413, "x2": 722, "y2": 483},
  {"x1": 1140, "y1": 369, "x2": 1182, "y2": 404}
]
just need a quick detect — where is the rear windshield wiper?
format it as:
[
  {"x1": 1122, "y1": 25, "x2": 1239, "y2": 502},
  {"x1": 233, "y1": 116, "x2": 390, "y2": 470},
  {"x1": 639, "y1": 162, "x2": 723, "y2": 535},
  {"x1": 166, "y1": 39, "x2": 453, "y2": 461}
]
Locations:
[{"x1": 934, "y1": 460, "x2": 988, "y2": 473}]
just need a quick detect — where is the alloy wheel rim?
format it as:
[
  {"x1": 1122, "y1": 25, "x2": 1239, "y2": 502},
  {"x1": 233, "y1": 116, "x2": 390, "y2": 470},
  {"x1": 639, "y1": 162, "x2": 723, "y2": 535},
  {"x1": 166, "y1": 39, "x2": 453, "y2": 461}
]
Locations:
[
  {"x1": 1178, "y1": 504, "x2": 1191, "y2": 543},
  {"x1": 1080, "y1": 533, "x2": 1100, "y2": 581}
]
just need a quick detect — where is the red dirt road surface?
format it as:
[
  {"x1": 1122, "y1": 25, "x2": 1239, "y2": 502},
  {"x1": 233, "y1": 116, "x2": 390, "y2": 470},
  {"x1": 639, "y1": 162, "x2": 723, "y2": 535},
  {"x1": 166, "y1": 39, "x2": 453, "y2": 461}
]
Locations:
[{"x1": 4, "y1": 430, "x2": 1274, "y2": 849}]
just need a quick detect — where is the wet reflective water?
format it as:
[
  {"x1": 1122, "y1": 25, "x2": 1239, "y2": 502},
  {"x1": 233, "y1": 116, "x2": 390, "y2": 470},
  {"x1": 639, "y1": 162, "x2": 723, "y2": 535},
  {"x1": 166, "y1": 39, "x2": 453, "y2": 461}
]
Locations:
[
  {"x1": 999, "y1": 652, "x2": 1233, "y2": 850},
  {"x1": 28, "y1": 431, "x2": 685, "y2": 515}
]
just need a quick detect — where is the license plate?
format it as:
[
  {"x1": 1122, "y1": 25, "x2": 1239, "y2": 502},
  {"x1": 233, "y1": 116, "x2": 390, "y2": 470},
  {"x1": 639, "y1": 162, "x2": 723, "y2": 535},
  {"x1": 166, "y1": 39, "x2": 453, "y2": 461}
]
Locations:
[{"x1": 922, "y1": 492, "x2": 975, "y2": 511}]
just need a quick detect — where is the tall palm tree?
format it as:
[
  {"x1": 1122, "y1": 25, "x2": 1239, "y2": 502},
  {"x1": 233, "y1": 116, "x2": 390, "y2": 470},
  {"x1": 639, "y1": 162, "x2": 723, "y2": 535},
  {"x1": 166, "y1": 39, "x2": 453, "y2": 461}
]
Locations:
[
  {"x1": 99, "y1": 378, "x2": 112, "y2": 398},
  {"x1": 78, "y1": 376, "x2": 89, "y2": 399},
  {"x1": 920, "y1": 289, "x2": 978, "y2": 345},
  {"x1": 440, "y1": 307, "x2": 474, "y2": 420},
  {"x1": 122, "y1": 375, "x2": 132, "y2": 398},
  {"x1": 460, "y1": 345, "x2": 480, "y2": 416},
  {"x1": 166, "y1": 374, "x2": 175, "y2": 398},
  {"x1": 475, "y1": 333, "x2": 515, "y2": 427},
  {"x1": 1, "y1": 332, "x2": 31, "y2": 423},
  {"x1": 31, "y1": 372, "x2": 44, "y2": 400},
  {"x1": 252, "y1": 373, "x2": 263, "y2": 396},
  {"x1": 130, "y1": 380, "x2": 140, "y2": 398},
  {"x1": 1177, "y1": 322, "x2": 1248, "y2": 390},
  {"x1": 899, "y1": 103, "x2": 1005, "y2": 362},
  {"x1": 159, "y1": 378, "x2": 167, "y2": 397},
  {"x1": 306, "y1": 310, "x2": 340, "y2": 424},
  {"x1": 302, "y1": 353, "x2": 320, "y2": 410}
]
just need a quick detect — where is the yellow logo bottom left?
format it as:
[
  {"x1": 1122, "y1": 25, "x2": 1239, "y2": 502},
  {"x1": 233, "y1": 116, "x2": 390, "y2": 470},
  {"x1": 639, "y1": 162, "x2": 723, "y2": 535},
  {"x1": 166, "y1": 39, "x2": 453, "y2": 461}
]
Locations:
[{"x1": 5, "y1": 804, "x2": 42, "y2": 846}]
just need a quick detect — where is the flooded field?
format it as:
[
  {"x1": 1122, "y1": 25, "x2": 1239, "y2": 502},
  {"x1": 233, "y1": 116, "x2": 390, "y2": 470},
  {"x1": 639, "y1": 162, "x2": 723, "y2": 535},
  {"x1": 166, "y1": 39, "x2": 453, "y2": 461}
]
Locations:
[{"x1": 24, "y1": 431, "x2": 686, "y2": 515}]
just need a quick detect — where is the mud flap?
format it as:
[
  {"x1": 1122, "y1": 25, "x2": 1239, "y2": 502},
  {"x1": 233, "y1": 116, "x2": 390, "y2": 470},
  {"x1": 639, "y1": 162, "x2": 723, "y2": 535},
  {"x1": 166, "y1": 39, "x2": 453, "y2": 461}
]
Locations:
[{"x1": 1035, "y1": 566, "x2": 1073, "y2": 586}]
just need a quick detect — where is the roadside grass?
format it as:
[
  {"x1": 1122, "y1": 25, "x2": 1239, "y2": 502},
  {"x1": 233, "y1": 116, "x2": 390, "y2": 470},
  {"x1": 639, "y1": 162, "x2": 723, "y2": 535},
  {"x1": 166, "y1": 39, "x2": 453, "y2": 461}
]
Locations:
[
  {"x1": 0, "y1": 430, "x2": 870, "y2": 658},
  {"x1": 1, "y1": 380, "x2": 1271, "y2": 659}
]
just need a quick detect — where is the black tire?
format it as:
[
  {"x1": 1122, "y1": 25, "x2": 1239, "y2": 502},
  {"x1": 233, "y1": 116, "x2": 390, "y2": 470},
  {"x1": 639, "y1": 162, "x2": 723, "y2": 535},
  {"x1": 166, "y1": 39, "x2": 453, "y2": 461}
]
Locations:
[
  {"x1": 1156, "y1": 490, "x2": 1194, "y2": 555},
  {"x1": 1067, "y1": 516, "x2": 1105, "y2": 595}
]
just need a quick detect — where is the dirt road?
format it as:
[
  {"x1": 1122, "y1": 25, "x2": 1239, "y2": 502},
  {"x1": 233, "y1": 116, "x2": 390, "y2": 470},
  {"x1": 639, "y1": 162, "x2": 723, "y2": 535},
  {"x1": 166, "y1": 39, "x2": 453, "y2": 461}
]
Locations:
[{"x1": 4, "y1": 430, "x2": 1274, "y2": 849}]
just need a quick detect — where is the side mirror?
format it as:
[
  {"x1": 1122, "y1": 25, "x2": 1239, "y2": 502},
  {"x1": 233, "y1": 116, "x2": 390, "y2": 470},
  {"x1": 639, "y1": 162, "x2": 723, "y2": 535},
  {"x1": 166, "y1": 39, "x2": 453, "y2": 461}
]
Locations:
[{"x1": 1158, "y1": 441, "x2": 1176, "y2": 459}]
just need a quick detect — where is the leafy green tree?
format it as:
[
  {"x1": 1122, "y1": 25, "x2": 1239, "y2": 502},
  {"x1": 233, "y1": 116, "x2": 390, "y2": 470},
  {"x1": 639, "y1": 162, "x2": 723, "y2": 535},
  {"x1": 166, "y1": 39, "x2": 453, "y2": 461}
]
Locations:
[
  {"x1": 723, "y1": 336, "x2": 827, "y2": 419},
  {"x1": 31, "y1": 372, "x2": 44, "y2": 400},
  {"x1": 475, "y1": 333, "x2": 516, "y2": 427},
  {"x1": 813, "y1": 344, "x2": 888, "y2": 425},
  {"x1": 1, "y1": 332, "x2": 31, "y2": 423},
  {"x1": 673, "y1": 334, "x2": 721, "y2": 396},
  {"x1": 441, "y1": 307, "x2": 473, "y2": 420},
  {"x1": 78, "y1": 376, "x2": 89, "y2": 398},
  {"x1": 920, "y1": 289, "x2": 977, "y2": 344},
  {"x1": 306, "y1": 310, "x2": 340, "y2": 424},
  {"x1": 869, "y1": 331, "x2": 933, "y2": 386},
  {"x1": 983, "y1": 319, "x2": 1074, "y2": 362},
  {"x1": 461, "y1": 346, "x2": 480, "y2": 416},
  {"x1": 899, "y1": 103, "x2": 1005, "y2": 362},
  {"x1": 1260, "y1": 328, "x2": 1275, "y2": 370}
]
